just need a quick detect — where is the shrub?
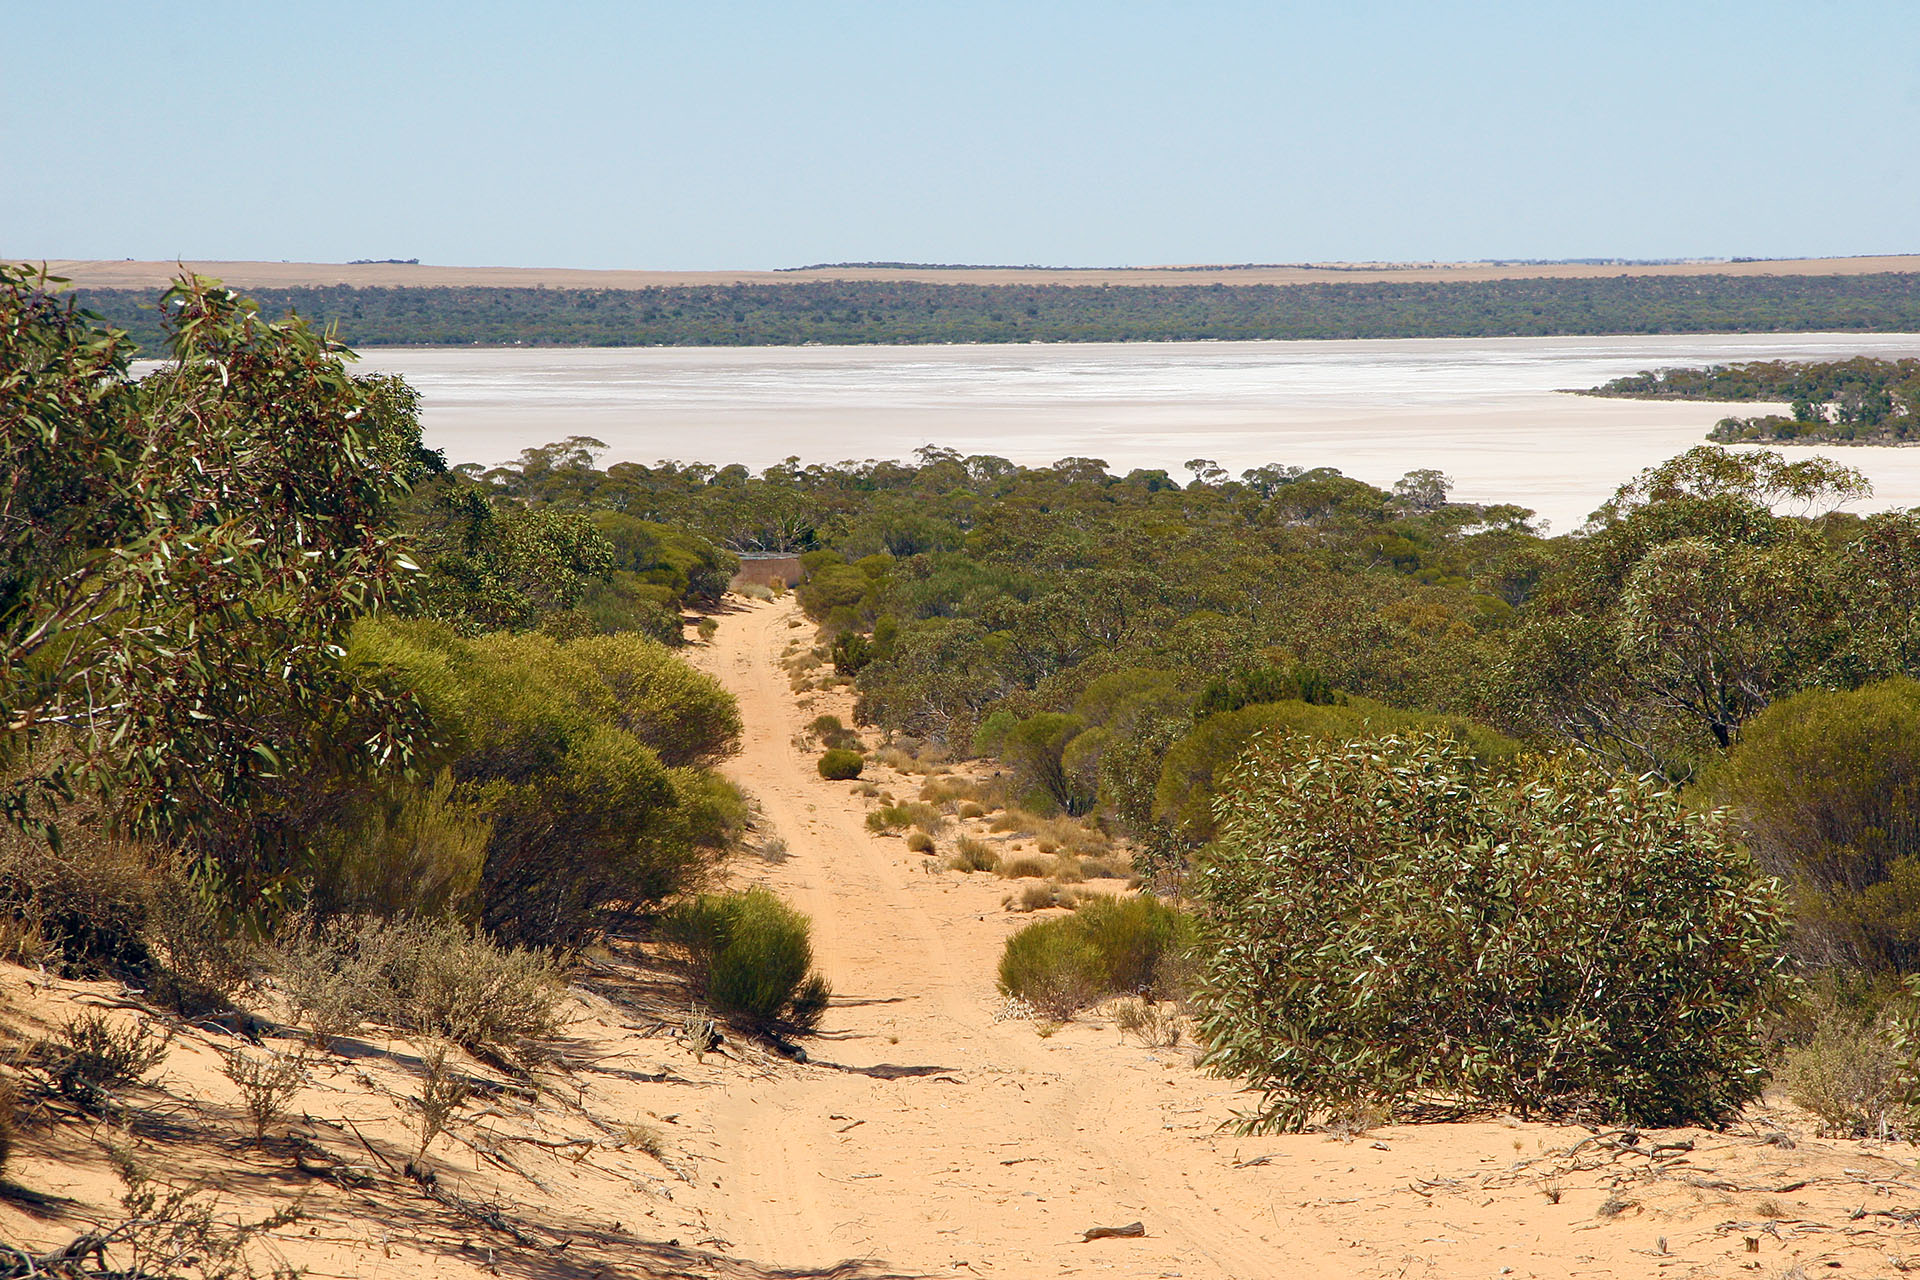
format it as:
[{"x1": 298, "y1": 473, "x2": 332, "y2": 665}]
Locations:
[
  {"x1": 999, "y1": 713, "x2": 1095, "y2": 816},
  {"x1": 997, "y1": 895, "x2": 1195, "y2": 1018},
  {"x1": 870, "y1": 745, "x2": 916, "y2": 772},
  {"x1": 818, "y1": 749, "x2": 865, "y2": 781},
  {"x1": 273, "y1": 915, "x2": 566, "y2": 1059},
  {"x1": 998, "y1": 855, "x2": 1052, "y2": 879},
  {"x1": 28, "y1": 1013, "x2": 168, "y2": 1114},
  {"x1": 1777, "y1": 1006, "x2": 1913, "y2": 1138},
  {"x1": 1008, "y1": 882, "x2": 1072, "y2": 912},
  {"x1": 1155, "y1": 697, "x2": 1522, "y2": 843},
  {"x1": 305, "y1": 769, "x2": 489, "y2": 919},
  {"x1": 0, "y1": 820, "x2": 158, "y2": 978},
  {"x1": 1704, "y1": 678, "x2": 1920, "y2": 971},
  {"x1": 1113, "y1": 996, "x2": 1183, "y2": 1048},
  {"x1": 221, "y1": 1047, "x2": 309, "y2": 1140},
  {"x1": 867, "y1": 801, "x2": 938, "y2": 832},
  {"x1": 905, "y1": 831, "x2": 936, "y2": 854},
  {"x1": 808, "y1": 714, "x2": 862, "y2": 751},
  {"x1": 352, "y1": 621, "x2": 743, "y2": 945},
  {"x1": 1195, "y1": 733, "x2": 1789, "y2": 1132},
  {"x1": 951, "y1": 837, "x2": 999, "y2": 872},
  {"x1": 662, "y1": 889, "x2": 832, "y2": 1032},
  {"x1": 958, "y1": 801, "x2": 986, "y2": 820}
]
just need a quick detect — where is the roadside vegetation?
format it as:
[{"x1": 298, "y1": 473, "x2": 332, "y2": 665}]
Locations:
[{"x1": 0, "y1": 267, "x2": 832, "y2": 1266}]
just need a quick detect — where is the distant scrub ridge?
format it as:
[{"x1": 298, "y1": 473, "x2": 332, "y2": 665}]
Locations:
[{"x1": 75, "y1": 272, "x2": 1920, "y2": 351}]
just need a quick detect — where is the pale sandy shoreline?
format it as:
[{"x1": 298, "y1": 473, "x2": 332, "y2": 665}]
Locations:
[{"x1": 22, "y1": 252, "x2": 1920, "y2": 292}]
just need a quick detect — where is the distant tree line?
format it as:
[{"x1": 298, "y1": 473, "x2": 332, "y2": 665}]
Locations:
[
  {"x1": 71, "y1": 272, "x2": 1920, "y2": 352},
  {"x1": 1588, "y1": 357, "x2": 1920, "y2": 444}
]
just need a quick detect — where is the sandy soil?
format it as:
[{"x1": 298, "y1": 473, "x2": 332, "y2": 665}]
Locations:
[
  {"x1": 7, "y1": 595, "x2": 1920, "y2": 1278},
  {"x1": 21, "y1": 255, "x2": 1920, "y2": 292}
]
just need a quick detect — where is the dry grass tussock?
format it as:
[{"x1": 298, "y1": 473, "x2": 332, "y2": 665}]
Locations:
[
  {"x1": 949, "y1": 838, "x2": 1000, "y2": 873},
  {"x1": 990, "y1": 809, "x2": 1113, "y2": 858},
  {"x1": 271, "y1": 914, "x2": 568, "y2": 1065}
]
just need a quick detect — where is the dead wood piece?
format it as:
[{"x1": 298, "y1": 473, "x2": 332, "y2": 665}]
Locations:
[{"x1": 1081, "y1": 1221, "x2": 1146, "y2": 1241}]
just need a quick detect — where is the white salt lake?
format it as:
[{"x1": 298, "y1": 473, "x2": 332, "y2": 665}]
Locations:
[{"x1": 348, "y1": 333, "x2": 1920, "y2": 533}]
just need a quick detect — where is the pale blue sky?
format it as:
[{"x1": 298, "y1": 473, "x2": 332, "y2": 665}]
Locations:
[{"x1": 6, "y1": 1, "x2": 1917, "y2": 269}]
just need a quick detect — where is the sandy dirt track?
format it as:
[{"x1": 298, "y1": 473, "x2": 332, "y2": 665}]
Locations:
[{"x1": 22, "y1": 254, "x2": 1920, "y2": 292}]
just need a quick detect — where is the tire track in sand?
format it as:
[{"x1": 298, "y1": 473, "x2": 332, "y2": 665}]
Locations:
[{"x1": 691, "y1": 597, "x2": 1282, "y2": 1277}]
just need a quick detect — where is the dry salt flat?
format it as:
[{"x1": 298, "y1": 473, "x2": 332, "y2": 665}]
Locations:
[{"x1": 348, "y1": 331, "x2": 1920, "y2": 532}]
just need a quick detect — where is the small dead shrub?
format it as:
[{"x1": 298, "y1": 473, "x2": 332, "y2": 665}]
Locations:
[
  {"x1": 86, "y1": 1144, "x2": 302, "y2": 1280},
  {"x1": 410, "y1": 1043, "x2": 472, "y2": 1161},
  {"x1": 1006, "y1": 882, "x2": 1073, "y2": 912},
  {"x1": 1078, "y1": 857, "x2": 1130, "y2": 880},
  {"x1": 273, "y1": 916, "x2": 566, "y2": 1060},
  {"x1": 624, "y1": 1121, "x2": 667, "y2": 1160},
  {"x1": 906, "y1": 832, "x2": 936, "y2": 854},
  {"x1": 870, "y1": 746, "x2": 916, "y2": 772}
]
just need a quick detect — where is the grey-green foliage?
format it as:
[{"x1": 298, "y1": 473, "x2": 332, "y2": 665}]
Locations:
[
  {"x1": 1153, "y1": 696, "x2": 1521, "y2": 843},
  {"x1": 1195, "y1": 732, "x2": 1787, "y2": 1132},
  {"x1": 273, "y1": 914, "x2": 566, "y2": 1059}
]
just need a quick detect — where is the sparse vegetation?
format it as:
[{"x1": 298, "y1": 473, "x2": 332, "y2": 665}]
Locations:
[
  {"x1": 271, "y1": 915, "x2": 566, "y2": 1060},
  {"x1": 220, "y1": 1046, "x2": 309, "y2": 1141},
  {"x1": 950, "y1": 838, "x2": 1000, "y2": 873},
  {"x1": 25, "y1": 1013, "x2": 168, "y2": 1115}
]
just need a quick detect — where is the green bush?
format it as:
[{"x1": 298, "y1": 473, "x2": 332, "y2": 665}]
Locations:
[
  {"x1": 1704, "y1": 678, "x2": 1920, "y2": 971},
  {"x1": 818, "y1": 749, "x2": 865, "y2": 780},
  {"x1": 1195, "y1": 733, "x2": 1788, "y2": 1132},
  {"x1": 808, "y1": 714, "x2": 862, "y2": 751},
  {"x1": 997, "y1": 894, "x2": 1195, "y2": 1018},
  {"x1": 350, "y1": 620, "x2": 743, "y2": 945},
  {"x1": 662, "y1": 889, "x2": 831, "y2": 1032},
  {"x1": 1154, "y1": 697, "x2": 1522, "y2": 843},
  {"x1": 1000, "y1": 713, "x2": 1095, "y2": 816},
  {"x1": 305, "y1": 770, "x2": 489, "y2": 919}
]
